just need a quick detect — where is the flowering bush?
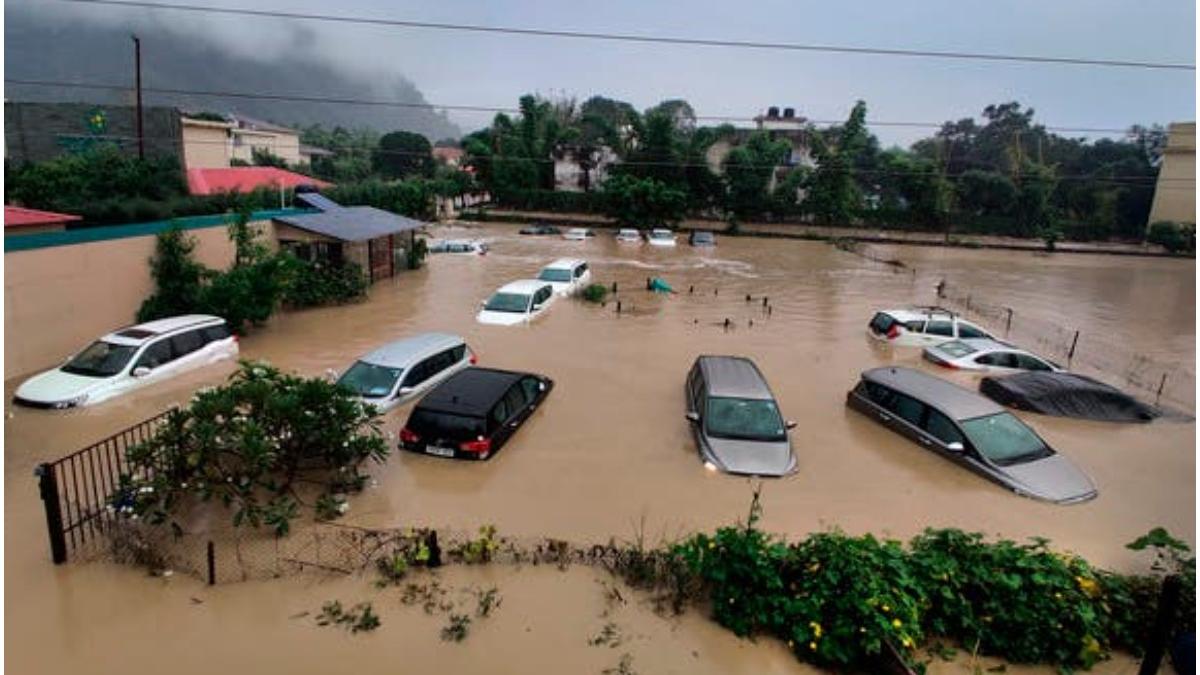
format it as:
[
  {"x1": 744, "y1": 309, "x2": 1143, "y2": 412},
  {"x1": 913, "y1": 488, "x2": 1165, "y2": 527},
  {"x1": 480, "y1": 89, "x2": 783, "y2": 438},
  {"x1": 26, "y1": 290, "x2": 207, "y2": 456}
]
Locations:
[
  {"x1": 281, "y1": 257, "x2": 369, "y2": 308},
  {"x1": 118, "y1": 361, "x2": 388, "y2": 536}
]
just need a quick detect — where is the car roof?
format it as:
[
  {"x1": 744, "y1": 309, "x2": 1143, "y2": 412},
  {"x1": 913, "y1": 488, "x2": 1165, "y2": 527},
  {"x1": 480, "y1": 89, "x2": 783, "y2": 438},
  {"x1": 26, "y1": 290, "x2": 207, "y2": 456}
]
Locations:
[
  {"x1": 697, "y1": 356, "x2": 774, "y2": 400},
  {"x1": 880, "y1": 307, "x2": 960, "y2": 322},
  {"x1": 103, "y1": 314, "x2": 225, "y2": 345},
  {"x1": 650, "y1": 228, "x2": 672, "y2": 234},
  {"x1": 496, "y1": 279, "x2": 551, "y2": 295},
  {"x1": 934, "y1": 338, "x2": 1016, "y2": 354},
  {"x1": 360, "y1": 332, "x2": 465, "y2": 367},
  {"x1": 861, "y1": 366, "x2": 1003, "y2": 420},
  {"x1": 542, "y1": 257, "x2": 585, "y2": 270},
  {"x1": 415, "y1": 367, "x2": 530, "y2": 417}
]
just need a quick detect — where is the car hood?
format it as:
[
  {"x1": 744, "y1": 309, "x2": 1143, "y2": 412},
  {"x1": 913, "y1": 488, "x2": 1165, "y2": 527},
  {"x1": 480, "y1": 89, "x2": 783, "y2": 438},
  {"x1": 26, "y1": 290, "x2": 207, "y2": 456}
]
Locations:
[
  {"x1": 15, "y1": 367, "x2": 110, "y2": 403},
  {"x1": 705, "y1": 436, "x2": 795, "y2": 477},
  {"x1": 1001, "y1": 453, "x2": 1097, "y2": 504},
  {"x1": 476, "y1": 310, "x2": 528, "y2": 326}
]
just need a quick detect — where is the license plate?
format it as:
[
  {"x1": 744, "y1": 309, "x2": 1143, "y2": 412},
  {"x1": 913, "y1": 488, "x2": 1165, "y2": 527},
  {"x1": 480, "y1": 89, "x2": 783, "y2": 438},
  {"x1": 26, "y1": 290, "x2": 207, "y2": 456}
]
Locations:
[{"x1": 426, "y1": 445, "x2": 455, "y2": 458}]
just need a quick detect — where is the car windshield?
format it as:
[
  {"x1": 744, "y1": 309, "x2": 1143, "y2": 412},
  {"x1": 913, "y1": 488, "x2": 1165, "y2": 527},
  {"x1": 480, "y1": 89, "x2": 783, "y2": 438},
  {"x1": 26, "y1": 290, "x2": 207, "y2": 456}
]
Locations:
[
  {"x1": 705, "y1": 397, "x2": 786, "y2": 442},
  {"x1": 485, "y1": 292, "x2": 531, "y2": 313},
  {"x1": 693, "y1": 233, "x2": 713, "y2": 242},
  {"x1": 337, "y1": 361, "x2": 403, "y2": 398},
  {"x1": 650, "y1": 230, "x2": 671, "y2": 239},
  {"x1": 538, "y1": 268, "x2": 573, "y2": 283},
  {"x1": 937, "y1": 341, "x2": 978, "y2": 358},
  {"x1": 960, "y1": 413, "x2": 1053, "y2": 466},
  {"x1": 61, "y1": 341, "x2": 138, "y2": 378}
]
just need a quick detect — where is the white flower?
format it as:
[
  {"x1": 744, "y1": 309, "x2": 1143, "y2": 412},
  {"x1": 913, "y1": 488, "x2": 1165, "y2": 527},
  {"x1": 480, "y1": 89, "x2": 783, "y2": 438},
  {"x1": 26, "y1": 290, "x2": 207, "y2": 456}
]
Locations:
[{"x1": 337, "y1": 502, "x2": 349, "y2": 514}]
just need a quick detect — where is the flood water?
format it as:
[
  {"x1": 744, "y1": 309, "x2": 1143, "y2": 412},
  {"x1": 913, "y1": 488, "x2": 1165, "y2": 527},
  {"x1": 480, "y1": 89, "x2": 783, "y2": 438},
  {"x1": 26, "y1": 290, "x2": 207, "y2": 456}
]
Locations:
[{"x1": 5, "y1": 223, "x2": 1195, "y2": 673}]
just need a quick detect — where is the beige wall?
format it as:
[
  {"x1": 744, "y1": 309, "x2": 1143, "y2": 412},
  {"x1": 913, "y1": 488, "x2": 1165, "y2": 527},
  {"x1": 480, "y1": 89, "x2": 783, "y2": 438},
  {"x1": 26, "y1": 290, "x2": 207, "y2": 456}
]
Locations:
[
  {"x1": 231, "y1": 129, "x2": 302, "y2": 166},
  {"x1": 181, "y1": 121, "x2": 233, "y2": 169},
  {"x1": 4, "y1": 221, "x2": 273, "y2": 378},
  {"x1": 1148, "y1": 121, "x2": 1196, "y2": 226}
]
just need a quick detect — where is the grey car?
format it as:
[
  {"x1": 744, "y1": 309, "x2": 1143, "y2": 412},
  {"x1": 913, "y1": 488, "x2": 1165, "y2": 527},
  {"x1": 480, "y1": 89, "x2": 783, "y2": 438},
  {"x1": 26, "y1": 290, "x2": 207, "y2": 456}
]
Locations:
[
  {"x1": 846, "y1": 367, "x2": 1097, "y2": 504},
  {"x1": 685, "y1": 356, "x2": 797, "y2": 476}
]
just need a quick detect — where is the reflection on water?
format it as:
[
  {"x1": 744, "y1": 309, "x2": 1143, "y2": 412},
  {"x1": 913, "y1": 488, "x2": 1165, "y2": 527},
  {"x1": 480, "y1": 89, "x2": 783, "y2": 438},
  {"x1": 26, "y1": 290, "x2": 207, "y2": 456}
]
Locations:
[{"x1": 5, "y1": 222, "x2": 1194, "y2": 673}]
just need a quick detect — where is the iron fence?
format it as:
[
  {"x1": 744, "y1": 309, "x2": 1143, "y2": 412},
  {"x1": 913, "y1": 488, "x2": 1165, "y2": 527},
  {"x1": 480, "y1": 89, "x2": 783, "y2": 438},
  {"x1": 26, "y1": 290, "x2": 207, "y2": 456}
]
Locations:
[{"x1": 35, "y1": 408, "x2": 176, "y2": 564}]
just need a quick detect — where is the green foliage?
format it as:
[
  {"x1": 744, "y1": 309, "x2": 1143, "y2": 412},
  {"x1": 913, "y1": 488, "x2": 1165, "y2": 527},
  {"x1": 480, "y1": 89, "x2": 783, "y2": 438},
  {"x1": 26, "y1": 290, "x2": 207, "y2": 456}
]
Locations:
[
  {"x1": 452, "y1": 525, "x2": 500, "y2": 564},
  {"x1": 118, "y1": 361, "x2": 388, "y2": 536},
  {"x1": 281, "y1": 257, "x2": 369, "y2": 308},
  {"x1": 136, "y1": 227, "x2": 207, "y2": 322},
  {"x1": 1147, "y1": 221, "x2": 1196, "y2": 254},
  {"x1": 582, "y1": 283, "x2": 609, "y2": 304},
  {"x1": 600, "y1": 174, "x2": 687, "y2": 227},
  {"x1": 316, "y1": 601, "x2": 381, "y2": 633},
  {"x1": 406, "y1": 237, "x2": 429, "y2": 270},
  {"x1": 251, "y1": 147, "x2": 289, "y2": 169},
  {"x1": 805, "y1": 101, "x2": 869, "y2": 225},
  {"x1": 374, "y1": 130, "x2": 434, "y2": 179},
  {"x1": 723, "y1": 132, "x2": 792, "y2": 220},
  {"x1": 441, "y1": 613, "x2": 472, "y2": 642},
  {"x1": 323, "y1": 178, "x2": 436, "y2": 219}
]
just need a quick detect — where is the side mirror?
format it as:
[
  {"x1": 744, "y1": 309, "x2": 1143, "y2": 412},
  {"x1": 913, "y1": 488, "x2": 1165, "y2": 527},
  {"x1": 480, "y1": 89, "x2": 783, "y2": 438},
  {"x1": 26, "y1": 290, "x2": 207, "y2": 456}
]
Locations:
[
  {"x1": 947, "y1": 442, "x2": 965, "y2": 452},
  {"x1": 396, "y1": 386, "x2": 414, "y2": 397},
  {"x1": 685, "y1": 411, "x2": 700, "y2": 423},
  {"x1": 538, "y1": 381, "x2": 547, "y2": 391},
  {"x1": 786, "y1": 420, "x2": 797, "y2": 430},
  {"x1": 132, "y1": 366, "x2": 151, "y2": 378}
]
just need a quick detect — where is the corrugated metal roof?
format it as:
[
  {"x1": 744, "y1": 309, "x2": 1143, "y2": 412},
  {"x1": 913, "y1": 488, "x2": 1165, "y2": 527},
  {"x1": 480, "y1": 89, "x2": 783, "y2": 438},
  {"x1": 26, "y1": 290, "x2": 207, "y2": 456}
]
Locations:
[
  {"x1": 295, "y1": 192, "x2": 343, "y2": 211},
  {"x1": 186, "y1": 168, "x2": 330, "y2": 196},
  {"x1": 274, "y1": 206, "x2": 426, "y2": 242},
  {"x1": 4, "y1": 206, "x2": 82, "y2": 228}
]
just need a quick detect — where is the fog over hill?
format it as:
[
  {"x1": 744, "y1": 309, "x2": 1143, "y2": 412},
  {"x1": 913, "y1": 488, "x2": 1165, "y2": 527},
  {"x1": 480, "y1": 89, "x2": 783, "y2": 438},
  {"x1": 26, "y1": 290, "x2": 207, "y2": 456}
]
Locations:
[{"x1": 4, "y1": 2, "x2": 461, "y2": 141}]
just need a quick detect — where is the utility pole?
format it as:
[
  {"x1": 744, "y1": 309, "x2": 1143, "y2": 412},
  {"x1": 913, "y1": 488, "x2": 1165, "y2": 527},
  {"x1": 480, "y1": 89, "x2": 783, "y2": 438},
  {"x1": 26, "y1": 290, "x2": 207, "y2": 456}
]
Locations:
[{"x1": 132, "y1": 34, "x2": 144, "y2": 159}]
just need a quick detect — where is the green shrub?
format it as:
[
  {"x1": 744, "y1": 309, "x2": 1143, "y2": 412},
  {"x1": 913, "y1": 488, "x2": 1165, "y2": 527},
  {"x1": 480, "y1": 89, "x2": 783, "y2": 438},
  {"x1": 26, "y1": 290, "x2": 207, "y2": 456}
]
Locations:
[
  {"x1": 1147, "y1": 221, "x2": 1196, "y2": 254},
  {"x1": 581, "y1": 283, "x2": 609, "y2": 303},
  {"x1": 282, "y1": 258, "x2": 369, "y2": 308}
]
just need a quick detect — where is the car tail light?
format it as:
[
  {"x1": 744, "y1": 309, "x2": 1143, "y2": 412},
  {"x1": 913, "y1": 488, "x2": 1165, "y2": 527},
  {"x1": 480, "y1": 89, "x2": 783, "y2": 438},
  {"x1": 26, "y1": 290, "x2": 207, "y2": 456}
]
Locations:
[
  {"x1": 399, "y1": 426, "x2": 420, "y2": 444},
  {"x1": 459, "y1": 436, "x2": 492, "y2": 454},
  {"x1": 886, "y1": 324, "x2": 901, "y2": 340},
  {"x1": 469, "y1": 350, "x2": 478, "y2": 365}
]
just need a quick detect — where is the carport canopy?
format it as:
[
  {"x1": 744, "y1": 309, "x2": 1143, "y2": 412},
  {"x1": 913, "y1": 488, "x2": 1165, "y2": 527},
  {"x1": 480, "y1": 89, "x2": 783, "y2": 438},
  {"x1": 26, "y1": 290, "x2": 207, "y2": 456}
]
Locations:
[{"x1": 274, "y1": 206, "x2": 426, "y2": 243}]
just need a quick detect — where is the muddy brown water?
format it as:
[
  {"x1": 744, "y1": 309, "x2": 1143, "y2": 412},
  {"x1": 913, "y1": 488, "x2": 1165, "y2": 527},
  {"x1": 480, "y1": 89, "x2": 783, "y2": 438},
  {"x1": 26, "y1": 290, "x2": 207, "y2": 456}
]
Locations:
[{"x1": 5, "y1": 223, "x2": 1194, "y2": 673}]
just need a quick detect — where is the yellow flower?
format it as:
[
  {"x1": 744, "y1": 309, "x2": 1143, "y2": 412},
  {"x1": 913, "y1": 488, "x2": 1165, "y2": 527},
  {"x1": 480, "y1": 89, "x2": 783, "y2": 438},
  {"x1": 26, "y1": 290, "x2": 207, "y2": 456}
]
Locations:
[
  {"x1": 1055, "y1": 592, "x2": 1064, "y2": 601},
  {"x1": 892, "y1": 618, "x2": 902, "y2": 629},
  {"x1": 1076, "y1": 576, "x2": 1100, "y2": 598},
  {"x1": 708, "y1": 541, "x2": 715, "y2": 549},
  {"x1": 881, "y1": 604, "x2": 890, "y2": 613},
  {"x1": 809, "y1": 621, "x2": 823, "y2": 638},
  {"x1": 809, "y1": 642, "x2": 817, "y2": 651},
  {"x1": 807, "y1": 562, "x2": 821, "y2": 573},
  {"x1": 901, "y1": 635, "x2": 914, "y2": 648}
]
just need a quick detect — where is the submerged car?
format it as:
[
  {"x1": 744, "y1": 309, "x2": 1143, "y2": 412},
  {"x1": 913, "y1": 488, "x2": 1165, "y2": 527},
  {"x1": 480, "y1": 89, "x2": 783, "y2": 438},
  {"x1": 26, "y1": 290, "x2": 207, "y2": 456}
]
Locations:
[
  {"x1": 335, "y1": 333, "x2": 475, "y2": 413},
  {"x1": 980, "y1": 371, "x2": 1160, "y2": 423},
  {"x1": 846, "y1": 367, "x2": 1097, "y2": 504},
  {"x1": 400, "y1": 367, "x2": 554, "y2": 460},
  {"x1": 519, "y1": 224, "x2": 562, "y2": 236},
  {"x1": 615, "y1": 229, "x2": 642, "y2": 243},
  {"x1": 562, "y1": 227, "x2": 594, "y2": 241},
  {"x1": 537, "y1": 258, "x2": 592, "y2": 296},
  {"x1": 476, "y1": 279, "x2": 557, "y2": 326},
  {"x1": 923, "y1": 338, "x2": 1061, "y2": 373},
  {"x1": 688, "y1": 231, "x2": 716, "y2": 247},
  {"x1": 428, "y1": 239, "x2": 488, "y2": 255},
  {"x1": 868, "y1": 307, "x2": 993, "y2": 347},
  {"x1": 14, "y1": 315, "x2": 237, "y2": 409},
  {"x1": 685, "y1": 356, "x2": 797, "y2": 477},
  {"x1": 647, "y1": 229, "x2": 678, "y2": 247}
]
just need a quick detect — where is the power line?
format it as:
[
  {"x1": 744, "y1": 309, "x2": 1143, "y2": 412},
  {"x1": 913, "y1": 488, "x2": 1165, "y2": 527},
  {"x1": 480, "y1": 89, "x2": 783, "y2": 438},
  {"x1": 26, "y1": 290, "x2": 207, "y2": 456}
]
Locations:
[
  {"x1": 60, "y1": 0, "x2": 1196, "y2": 71},
  {"x1": 13, "y1": 130, "x2": 1190, "y2": 187},
  {"x1": 8, "y1": 78, "x2": 1185, "y2": 137}
]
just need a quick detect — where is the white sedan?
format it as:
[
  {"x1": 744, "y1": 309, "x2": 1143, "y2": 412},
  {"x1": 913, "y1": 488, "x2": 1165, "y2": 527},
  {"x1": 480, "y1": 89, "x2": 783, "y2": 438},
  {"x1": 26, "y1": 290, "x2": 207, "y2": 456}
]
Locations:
[
  {"x1": 476, "y1": 280, "x2": 557, "y2": 326},
  {"x1": 615, "y1": 229, "x2": 642, "y2": 243},
  {"x1": 868, "y1": 308, "x2": 993, "y2": 347},
  {"x1": 562, "y1": 228, "x2": 594, "y2": 241},
  {"x1": 647, "y1": 229, "x2": 677, "y2": 247},
  {"x1": 537, "y1": 258, "x2": 592, "y2": 296},
  {"x1": 923, "y1": 338, "x2": 1062, "y2": 373}
]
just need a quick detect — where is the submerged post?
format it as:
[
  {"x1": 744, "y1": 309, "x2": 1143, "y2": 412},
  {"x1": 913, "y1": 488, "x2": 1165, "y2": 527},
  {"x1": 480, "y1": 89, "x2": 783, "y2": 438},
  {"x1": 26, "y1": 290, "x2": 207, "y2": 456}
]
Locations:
[
  {"x1": 1067, "y1": 330, "x2": 1081, "y2": 367},
  {"x1": 36, "y1": 463, "x2": 67, "y2": 564},
  {"x1": 1138, "y1": 575, "x2": 1182, "y2": 675},
  {"x1": 1156, "y1": 373, "x2": 1168, "y2": 406},
  {"x1": 206, "y1": 540, "x2": 216, "y2": 585}
]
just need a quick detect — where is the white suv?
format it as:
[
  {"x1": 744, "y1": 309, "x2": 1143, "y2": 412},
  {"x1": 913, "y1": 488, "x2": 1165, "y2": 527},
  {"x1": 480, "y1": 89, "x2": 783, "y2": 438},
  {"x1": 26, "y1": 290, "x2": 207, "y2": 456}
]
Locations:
[
  {"x1": 13, "y1": 315, "x2": 238, "y2": 409},
  {"x1": 537, "y1": 258, "x2": 592, "y2": 296},
  {"x1": 868, "y1": 307, "x2": 993, "y2": 347},
  {"x1": 336, "y1": 333, "x2": 475, "y2": 413}
]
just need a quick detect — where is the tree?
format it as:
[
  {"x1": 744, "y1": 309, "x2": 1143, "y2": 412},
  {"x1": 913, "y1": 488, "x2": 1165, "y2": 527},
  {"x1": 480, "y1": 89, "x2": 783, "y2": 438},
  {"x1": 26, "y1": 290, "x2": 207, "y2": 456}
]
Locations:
[
  {"x1": 600, "y1": 174, "x2": 687, "y2": 228},
  {"x1": 251, "y1": 147, "x2": 289, "y2": 168},
  {"x1": 137, "y1": 227, "x2": 207, "y2": 322},
  {"x1": 955, "y1": 170, "x2": 1017, "y2": 216},
  {"x1": 373, "y1": 130, "x2": 434, "y2": 179},
  {"x1": 1014, "y1": 162, "x2": 1059, "y2": 238},
  {"x1": 723, "y1": 132, "x2": 791, "y2": 220},
  {"x1": 805, "y1": 101, "x2": 869, "y2": 225}
]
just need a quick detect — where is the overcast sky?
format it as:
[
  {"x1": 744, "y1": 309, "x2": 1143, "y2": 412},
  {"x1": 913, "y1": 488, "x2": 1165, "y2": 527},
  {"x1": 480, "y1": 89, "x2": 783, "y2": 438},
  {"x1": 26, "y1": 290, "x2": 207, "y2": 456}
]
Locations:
[{"x1": 12, "y1": 0, "x2": 1197, "y2": 145}]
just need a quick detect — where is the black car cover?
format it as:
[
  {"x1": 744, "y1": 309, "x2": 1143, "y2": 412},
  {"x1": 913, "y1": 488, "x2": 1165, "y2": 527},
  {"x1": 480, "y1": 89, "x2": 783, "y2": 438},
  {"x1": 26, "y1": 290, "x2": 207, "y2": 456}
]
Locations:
[{"x1": 979, "y1": 372, "x2": 1160, "y2": 423}]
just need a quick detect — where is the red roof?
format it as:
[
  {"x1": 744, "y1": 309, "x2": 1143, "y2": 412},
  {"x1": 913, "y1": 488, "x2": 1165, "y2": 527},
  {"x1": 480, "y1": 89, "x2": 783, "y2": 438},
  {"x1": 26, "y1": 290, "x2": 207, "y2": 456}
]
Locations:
[
  {"x1": 186, "y1": 167, "x2": 331, "y2": 196},
  {"x1": 5, "y1": 206, "x2": 82, "y2": 228}
]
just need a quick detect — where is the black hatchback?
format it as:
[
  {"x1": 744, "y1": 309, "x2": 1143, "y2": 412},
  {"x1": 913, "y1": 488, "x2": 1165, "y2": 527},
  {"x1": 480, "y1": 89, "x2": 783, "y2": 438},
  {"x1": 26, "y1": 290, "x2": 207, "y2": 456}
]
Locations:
[{"x1": 400, "y1": 367, "x2": 553, "y2": 460}]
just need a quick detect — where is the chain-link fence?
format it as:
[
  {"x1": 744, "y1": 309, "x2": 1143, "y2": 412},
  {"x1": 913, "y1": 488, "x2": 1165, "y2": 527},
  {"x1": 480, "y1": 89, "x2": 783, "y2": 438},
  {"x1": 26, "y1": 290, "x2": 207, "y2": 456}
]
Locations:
[{"x1": 938, "y1": 281, "x2": 1195, "y2": 411}]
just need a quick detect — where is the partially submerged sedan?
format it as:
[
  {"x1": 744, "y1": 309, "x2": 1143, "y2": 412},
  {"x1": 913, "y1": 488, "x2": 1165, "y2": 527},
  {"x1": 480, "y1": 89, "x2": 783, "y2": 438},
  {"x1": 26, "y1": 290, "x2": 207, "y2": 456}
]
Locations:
[
  {"x1": 537, "y1": 258, "x2": 592, "y2": 296},
  {"x1": 335, "y1": 333, "x2": 474, "y2": 414},
  {"x1": 400, "y1": 367, "x2": 554, "y2": 460},
  {"x1": 685, "y1": 356, "x2": 797, "y2": 476},
  {"x1": 923, "y1": 338, "x2": 1061, "y2": 373},
  {"x1": 846, "y1": 367, "x2": 1096, "y2": 504},
  {"x1": 476, "y1": 280, "x2": 556, "y2": 326}
]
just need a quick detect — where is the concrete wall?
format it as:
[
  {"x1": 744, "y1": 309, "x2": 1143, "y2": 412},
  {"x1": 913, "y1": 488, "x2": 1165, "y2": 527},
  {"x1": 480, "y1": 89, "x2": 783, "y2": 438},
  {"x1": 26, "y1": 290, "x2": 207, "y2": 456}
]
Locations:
[
  {"x1": 4, "y1": 219, "x2": 273, "y2": 378},
  {"x1": 182, "y1": 120, "x2": 233, "y2": 169},
  {"x1": 5, "y1": 102, "x2": 182, "y2": 164},
  {"x1": 1148, "y1": 122, "x2": 1196, "y2": 226}
]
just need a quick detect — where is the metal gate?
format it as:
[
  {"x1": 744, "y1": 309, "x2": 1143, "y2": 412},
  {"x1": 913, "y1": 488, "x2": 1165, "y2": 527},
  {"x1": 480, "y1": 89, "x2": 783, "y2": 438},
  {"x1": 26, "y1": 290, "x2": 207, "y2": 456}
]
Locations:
[{"x1": 35, "y1": 409, "x2": 175, "y2": 563}]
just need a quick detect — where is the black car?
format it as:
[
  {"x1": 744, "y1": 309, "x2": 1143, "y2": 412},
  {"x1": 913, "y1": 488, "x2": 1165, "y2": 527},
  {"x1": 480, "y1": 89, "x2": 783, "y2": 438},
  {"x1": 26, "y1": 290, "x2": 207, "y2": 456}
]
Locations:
[
  {"x1": 519, "y1": 224, "x2": 562, "y2": 236},
  {"x1": 400, "y1": 367, "x2": 553, "y2": 460}
]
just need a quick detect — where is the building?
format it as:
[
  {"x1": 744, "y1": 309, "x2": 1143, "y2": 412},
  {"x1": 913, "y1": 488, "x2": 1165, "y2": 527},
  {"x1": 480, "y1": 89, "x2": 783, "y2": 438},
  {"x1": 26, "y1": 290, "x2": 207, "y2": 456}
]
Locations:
[
  {"x1": 554, "y1": 146, "x2": 620, "y2": 192},
  {"x1": 432, "y1": 146, "x2": 465, "y2": 167},
  {"x1": 180, "y1": 114, "x2": 306, "y2": 169},
  {"x1": 4, "y1": 206, "x2": 81, "y2": 234},
  {"x1": 1147, "y1": 121, "x2": 1196, "y2": 226},
  {"x1": 185, "y1": 167, "x2": 330, "y2": 196},
  {"x1": 5, "y1": 101, "x2": 183, "y2": 165},
  {"x1": 180, "y1": 116, "x2": 236, "y2": 169},
  {"x1": 274, "y1": 192, "x2": 425, "y2": 282},
  {"x1": 705, "y1": 106, "x2": 814, "y2": 175}
]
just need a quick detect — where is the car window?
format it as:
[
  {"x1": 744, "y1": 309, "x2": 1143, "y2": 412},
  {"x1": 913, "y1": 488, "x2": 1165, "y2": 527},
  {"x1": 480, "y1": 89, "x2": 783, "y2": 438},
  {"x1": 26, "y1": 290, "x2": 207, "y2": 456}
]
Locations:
[
  {"x1": 865, "y1": 381, "x2": 898, "y2": 410},
  {"x1": 924, "y1": 410, "x2": 965, "y2": 445},
  {"x1": 402, "y1": 358, "x2": 432, "y2": 387},
  {"x1": 538, "y1": 268, "x2": 573, "y2": 283},
  {"x1": 904, "y1": 320, "x2": 926, "y2": 332},
  {"x1": 504, "y1": 384, "x2": 528, "y2": 415},
  {"x1": 957, "y1": 323, "x2": 989, "y2": 339},
  {"x1": 202, "y1": 324, "x2": 232, "y2": 343},
  {"x1": 491, "y1": 399, "x2": 510, "y2": 426},
  {"x1": 485, "y1": 293, "x2": 530, "y2": 314},
  {"x1": 980, "y1": 352, "x2": 1019, "y2": 368},
  {"x1": 938, "y1": 341, "x2": 978, "y2": 358},
  {"x1": 170, "y1": 329, "x2": 205, "y2": 359},
  {"x1": 893, "y1": 393, "x2": 927, "y2": 427},
  {"x1": 450, "y1": 344, "x2": 467, "y2": 363},
  {"x1": 521, "y1": 376, "x2": 542, "y2": 402},
  {"x1": 704, "y1": 397, "x2": 786, "y2": 441},
  {"x1": 960, "y1": 413, "x2": 1053, "y2": 466},
  {"x1": 575, "y1": 263, "x2": 588, "y2": 278},
  {"x1": 338, "y1": 361, "x2": 403, "y2": 398},
  {"x1": 869, "y1": 313, "x2": 895, "y2": 335},
  {"x1": 408, "y1": 409, "x2": 485, "y2": 442},
  {"x1": 926, "y1": 320, "x2": 955, "y2": 337},
  {"x1": 63, "y1": 341, "x2": 139, "y2": 377},
  {"x1": 134, "y1": 339, "x2": 174, "y2": 370},
  {"x1": 1015, "y1": 354, "x2": 1052, "y2": 371}
]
